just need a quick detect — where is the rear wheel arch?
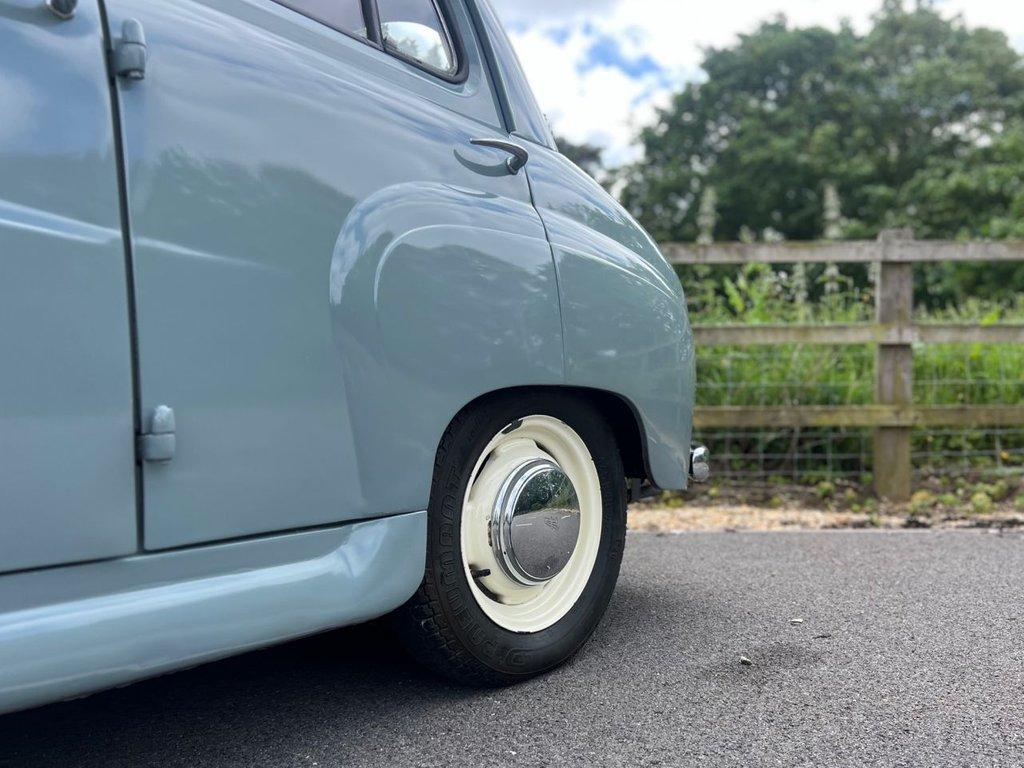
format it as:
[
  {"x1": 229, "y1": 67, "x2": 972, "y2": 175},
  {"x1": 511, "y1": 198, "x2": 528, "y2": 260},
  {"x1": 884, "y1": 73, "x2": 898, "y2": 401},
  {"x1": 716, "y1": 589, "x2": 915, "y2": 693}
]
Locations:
[
  {"x1": 438, "y1": 386, "x2": 651, "y2": 486},
  {"x1": 396, "y1": 386, "x2": 630, "y2": 684}
]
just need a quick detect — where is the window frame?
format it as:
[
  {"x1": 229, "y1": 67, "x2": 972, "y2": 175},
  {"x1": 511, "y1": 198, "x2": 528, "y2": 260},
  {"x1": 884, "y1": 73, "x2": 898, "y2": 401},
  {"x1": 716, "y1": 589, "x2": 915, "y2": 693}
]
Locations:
[
  {"x1": 271, "y1": 0, "x2": 377, "y2": 45},
  {"x1": 271, "y1": 0, "x2": 468, "y2": 85},
  {"x1": 377, "y1": 0, "x2": 466, "y2": 83}
]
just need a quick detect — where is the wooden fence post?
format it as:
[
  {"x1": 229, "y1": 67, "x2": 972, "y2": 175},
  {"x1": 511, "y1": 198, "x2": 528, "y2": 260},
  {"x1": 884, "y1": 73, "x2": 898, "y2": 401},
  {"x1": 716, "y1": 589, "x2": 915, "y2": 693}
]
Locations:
[{"x1": 873, "y1": 229, "x2": 915, "y2": 501}]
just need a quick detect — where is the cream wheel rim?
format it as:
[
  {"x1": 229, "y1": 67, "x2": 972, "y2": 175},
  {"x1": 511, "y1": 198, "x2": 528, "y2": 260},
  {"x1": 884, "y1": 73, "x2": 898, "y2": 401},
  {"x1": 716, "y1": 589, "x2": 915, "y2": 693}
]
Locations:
[{"x1": 460, "y1": 415, "x2": 602, "y2": 633}]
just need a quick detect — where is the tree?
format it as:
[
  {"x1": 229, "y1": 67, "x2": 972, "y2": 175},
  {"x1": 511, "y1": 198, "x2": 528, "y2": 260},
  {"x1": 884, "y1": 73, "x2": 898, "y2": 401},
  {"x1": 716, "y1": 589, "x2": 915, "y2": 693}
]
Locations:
[
  {"x1": 618, "y1": 1, "x2": 1024, "y2": 304},
  {"x1": 555, "y1": 135, "x2": 604, "y2": 179},
  {"x1": 895, "y1": 121, "x2": 1024, "y2": 301}
]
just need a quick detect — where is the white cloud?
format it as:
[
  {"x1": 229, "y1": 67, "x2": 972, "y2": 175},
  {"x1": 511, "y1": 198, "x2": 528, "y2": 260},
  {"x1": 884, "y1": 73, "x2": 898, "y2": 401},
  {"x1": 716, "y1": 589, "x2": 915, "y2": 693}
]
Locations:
[
  {"x1": 490, "y1": 0, "x2": 617, "y2": 25},
  {"x1": 490, "y1": 0, "x2": 1024, "y2": 166},
  {"x1": 505, "y1": 24, "x2": 671, "y2": 165}
]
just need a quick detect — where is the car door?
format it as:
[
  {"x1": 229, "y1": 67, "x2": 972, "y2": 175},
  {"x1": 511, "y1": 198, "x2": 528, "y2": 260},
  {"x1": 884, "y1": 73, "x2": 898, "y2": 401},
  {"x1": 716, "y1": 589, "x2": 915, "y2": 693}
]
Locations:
[
  {"x1": 0, "y1": 0, "x2": 137, "y2": 572},
  {"x1": 104, "y1": 0, "x2": 558, "y2": 549}
]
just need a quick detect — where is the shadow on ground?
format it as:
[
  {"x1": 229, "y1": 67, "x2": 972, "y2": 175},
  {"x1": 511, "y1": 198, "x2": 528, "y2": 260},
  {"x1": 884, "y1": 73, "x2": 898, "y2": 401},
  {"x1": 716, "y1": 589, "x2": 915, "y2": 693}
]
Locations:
[
  {"x1": 0, "y1": 579, "x2": 692, "y2": 767},
  {"x1": 0, "y1": 622, "x2": 462, "y2": 767}
]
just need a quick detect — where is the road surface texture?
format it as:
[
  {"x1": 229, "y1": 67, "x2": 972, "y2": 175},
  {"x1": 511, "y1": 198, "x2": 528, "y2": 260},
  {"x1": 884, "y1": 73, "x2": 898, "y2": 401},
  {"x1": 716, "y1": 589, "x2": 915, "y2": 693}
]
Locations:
[{"x1": 1, "y1": 531, "x2": 1022, "y2": 767}]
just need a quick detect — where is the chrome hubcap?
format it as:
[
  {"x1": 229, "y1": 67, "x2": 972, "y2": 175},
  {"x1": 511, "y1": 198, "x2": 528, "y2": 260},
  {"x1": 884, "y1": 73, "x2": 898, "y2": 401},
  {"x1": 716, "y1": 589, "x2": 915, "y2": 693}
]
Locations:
[
  {"x1": 490, "y1": 459, "x2": 581, "y2": 586},
  {"x1": 462, "y1": 415, "x2": 601, "y2": 633}
]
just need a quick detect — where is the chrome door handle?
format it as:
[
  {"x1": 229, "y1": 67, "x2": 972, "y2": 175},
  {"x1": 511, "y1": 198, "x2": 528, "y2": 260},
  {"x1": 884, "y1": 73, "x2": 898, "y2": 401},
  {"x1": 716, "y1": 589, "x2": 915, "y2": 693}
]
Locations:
[{"x1": 470, "y1": 138, "x2": 530, "y2": 175}]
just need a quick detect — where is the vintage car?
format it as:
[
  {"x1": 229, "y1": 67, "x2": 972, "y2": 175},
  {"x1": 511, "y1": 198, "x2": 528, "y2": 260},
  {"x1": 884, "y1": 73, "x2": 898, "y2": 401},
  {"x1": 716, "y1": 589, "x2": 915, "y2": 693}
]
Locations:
[{"x1": 0, "y1": 0, "x2": 704, "y2": 713}]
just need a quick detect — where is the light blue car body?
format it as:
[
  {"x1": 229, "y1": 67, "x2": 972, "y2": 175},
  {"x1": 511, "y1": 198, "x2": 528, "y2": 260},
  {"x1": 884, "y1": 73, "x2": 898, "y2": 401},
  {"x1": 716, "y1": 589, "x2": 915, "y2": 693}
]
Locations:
[{"x1": 0, "y1": 0, "x2": 694, "y2": 714}]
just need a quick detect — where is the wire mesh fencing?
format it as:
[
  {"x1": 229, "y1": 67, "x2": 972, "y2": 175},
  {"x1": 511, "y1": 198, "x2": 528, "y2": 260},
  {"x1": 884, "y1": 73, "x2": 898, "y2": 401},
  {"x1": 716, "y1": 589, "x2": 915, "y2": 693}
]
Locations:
[
  {"x1": 694, "y1": 426, "x2": 1024, "y2": 483},
  {"x1": 694, "y1": 343, "x2": 1024, "y2": 483}
]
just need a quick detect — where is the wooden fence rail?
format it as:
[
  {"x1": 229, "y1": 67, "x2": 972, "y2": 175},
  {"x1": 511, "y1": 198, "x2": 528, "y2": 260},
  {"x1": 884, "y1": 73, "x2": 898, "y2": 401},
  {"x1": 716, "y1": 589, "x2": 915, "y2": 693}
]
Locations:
[
  {"x1": 693, "y1": 323, "x2": 1024, "y2": 346},
  {"x1": 665, "y1": 230, "x2": 1024, "y2": 500}
]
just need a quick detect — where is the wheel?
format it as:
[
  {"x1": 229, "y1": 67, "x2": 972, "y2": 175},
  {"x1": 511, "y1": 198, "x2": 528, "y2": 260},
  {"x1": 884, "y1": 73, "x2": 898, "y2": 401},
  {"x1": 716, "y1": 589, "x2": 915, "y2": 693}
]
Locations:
[{"x1": 393, "y1": 391, "x2": 628, "y2": 685}]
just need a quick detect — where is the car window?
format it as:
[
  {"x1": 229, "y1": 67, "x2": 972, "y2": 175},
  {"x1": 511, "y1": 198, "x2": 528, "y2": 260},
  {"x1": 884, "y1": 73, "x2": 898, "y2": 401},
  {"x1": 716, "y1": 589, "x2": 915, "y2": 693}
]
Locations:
[
  {"x1": 274, "y1": 0, "x2": 368, "y2": 39},
  {"x1": 377, "y1": 0, "x2": 457, "y2": 77}
]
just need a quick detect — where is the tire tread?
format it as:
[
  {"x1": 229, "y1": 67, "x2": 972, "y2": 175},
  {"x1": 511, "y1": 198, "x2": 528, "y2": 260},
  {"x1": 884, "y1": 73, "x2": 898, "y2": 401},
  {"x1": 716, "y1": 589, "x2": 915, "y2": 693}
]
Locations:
[{"x1": 393, "y1": 392, "x2": 627, "y2": 686}]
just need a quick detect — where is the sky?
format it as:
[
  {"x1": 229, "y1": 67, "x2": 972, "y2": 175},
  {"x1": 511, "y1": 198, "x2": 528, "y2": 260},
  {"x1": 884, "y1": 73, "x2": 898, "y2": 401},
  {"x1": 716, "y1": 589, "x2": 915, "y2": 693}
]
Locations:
[{"x1": 489, "y1": 0, "x2": 1024, "y2": 166}]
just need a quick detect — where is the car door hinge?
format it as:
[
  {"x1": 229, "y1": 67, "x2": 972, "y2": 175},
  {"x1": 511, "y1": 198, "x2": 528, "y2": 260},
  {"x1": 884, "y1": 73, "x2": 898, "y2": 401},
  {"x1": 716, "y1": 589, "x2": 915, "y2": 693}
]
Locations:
[
  {"x1": 138, "y1": 405, "x2": 175, "y2": 463},
  {"x1": 112, "y1": 19, "x2": 147, "y2": 81}
]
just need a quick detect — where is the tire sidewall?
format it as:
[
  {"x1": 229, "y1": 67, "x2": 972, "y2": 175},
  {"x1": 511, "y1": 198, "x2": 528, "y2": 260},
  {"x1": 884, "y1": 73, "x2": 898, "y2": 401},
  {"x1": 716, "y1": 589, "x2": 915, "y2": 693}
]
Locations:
[{"x1": 428, "y1": 392, "x2": 627, "y2": 679}]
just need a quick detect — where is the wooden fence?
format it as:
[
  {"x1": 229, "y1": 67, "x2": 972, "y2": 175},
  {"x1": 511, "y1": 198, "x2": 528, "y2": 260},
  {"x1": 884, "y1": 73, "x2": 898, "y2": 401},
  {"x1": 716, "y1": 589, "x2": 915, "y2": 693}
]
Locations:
[{"x1": 664, "y1": 230, "x2": 1024, "y2": 501}]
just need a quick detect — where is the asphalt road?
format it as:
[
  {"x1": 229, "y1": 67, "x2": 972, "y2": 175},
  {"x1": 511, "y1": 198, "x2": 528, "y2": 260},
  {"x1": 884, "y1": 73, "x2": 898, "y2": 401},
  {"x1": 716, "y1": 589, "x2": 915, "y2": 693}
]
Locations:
[{"x1": 1, "y1": 530, "x2": 1022, "y2": 767}]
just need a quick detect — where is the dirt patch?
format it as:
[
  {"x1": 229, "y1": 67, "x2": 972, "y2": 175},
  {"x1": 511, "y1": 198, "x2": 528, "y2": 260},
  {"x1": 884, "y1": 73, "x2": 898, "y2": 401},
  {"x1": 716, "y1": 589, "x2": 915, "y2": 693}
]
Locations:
[
  {"x1": 630, "y1": 477, "x2": 1024, "y2": 532},
  {"x1": 629, "y1": 504, "x2": 1024, "y2": 532}
]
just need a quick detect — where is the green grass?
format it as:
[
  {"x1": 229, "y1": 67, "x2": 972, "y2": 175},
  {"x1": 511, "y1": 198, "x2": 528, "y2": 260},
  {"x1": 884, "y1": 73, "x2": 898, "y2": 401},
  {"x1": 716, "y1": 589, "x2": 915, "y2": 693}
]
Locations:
[
  {"x1": 685, "y1": 265, "x2": 1024, "y2": 408},
  {"x1": 683, "y1": 264, "x2": 1024, "y2": 479}
]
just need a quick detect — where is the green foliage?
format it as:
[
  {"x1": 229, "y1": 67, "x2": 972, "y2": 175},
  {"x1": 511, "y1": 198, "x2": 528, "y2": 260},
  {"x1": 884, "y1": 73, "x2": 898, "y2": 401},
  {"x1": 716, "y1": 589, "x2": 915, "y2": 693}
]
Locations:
[
  {"x1": 909, "y1": 489, "x2": 936, "y2": 512},
  {"x1": 692, "y1": 265, "x2": 1024, "y2": 409},
  {"x1": 619, "y1": 0, "x2": 1024, "y2": 305},
  {"x1": 970, "y1": 491, "x2": 994, "y2": 514},
  {"x1": 553, "y1": 134, "x2": 604, "y2": 179},
  {"x1": 894, "y1": 124, "x2": 1024, "y2": 303},
  {"x1": 685, "y1": 262, "x2": 873, "y2": 326},
  {"x1": 689, "y1": 265, "x2": 1024, "y2": 481}
]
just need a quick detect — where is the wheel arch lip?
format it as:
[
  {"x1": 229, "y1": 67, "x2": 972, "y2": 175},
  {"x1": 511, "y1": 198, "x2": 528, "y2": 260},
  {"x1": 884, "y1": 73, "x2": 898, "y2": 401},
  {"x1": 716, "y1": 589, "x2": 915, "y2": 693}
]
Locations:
[{"x1": 436, "y1": 384, "x2": 687, "y2": 493}]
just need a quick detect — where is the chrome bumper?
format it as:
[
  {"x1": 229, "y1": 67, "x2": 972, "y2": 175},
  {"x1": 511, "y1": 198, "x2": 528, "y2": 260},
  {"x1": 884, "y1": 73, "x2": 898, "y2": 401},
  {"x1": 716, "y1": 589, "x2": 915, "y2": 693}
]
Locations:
[{"x1": 689, "y1": 445, "x2": 711, "y2": 483}]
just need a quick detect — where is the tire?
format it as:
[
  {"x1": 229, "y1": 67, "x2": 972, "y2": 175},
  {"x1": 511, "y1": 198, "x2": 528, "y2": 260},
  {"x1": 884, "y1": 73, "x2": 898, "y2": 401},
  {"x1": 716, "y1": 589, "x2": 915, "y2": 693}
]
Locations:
[{"x1": 392, "y1": 390, "x2": 628, "y2": 686}]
